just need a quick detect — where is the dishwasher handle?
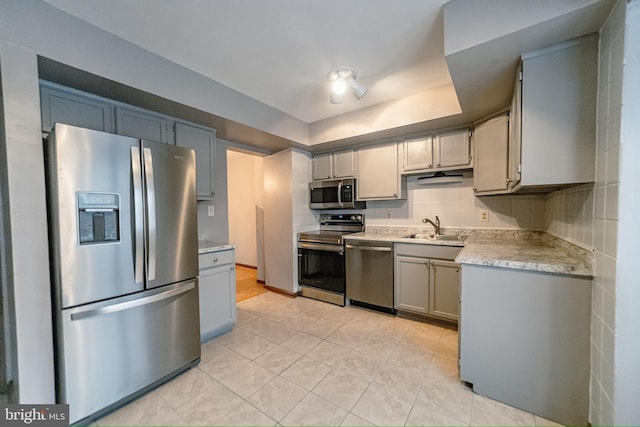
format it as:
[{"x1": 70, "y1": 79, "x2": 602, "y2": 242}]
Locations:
[{"x1": 345, "y1": 244, "x2": 392, "y2": 252}]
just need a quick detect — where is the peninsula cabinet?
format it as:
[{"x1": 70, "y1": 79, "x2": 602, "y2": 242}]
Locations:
[
  {"x1": 115, "y1": 106, "x2": 169, "y2": 143},
  {"x1": 356, "y1": 142, "x2": 405, "y2": 200},
  {"x1": 198, "y1": 249, "x2": 236, "y2": 341},
  {"x1": 175, "y1": 121, "x2": 217, "y2": 200},
  {"x1": 40, "y1": 83, "x2": 114, "y2": 134},
  {"x1": 459, "y1": 264, "x2": 591, "y2": 425},
  {"x1": 401, "y1": 129, "x2": 472, "y2": 174},
  {"x1": 312, "y1": 148, "x2": 356, "y2": 180}
]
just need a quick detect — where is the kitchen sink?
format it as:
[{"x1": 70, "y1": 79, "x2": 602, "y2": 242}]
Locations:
[{"x1": 406, "y1": 233, "x2": 465, "y2": 241}]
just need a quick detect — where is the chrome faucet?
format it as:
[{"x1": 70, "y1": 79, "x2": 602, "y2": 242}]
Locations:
[{"x1": 422, "y1": 216, "x2": 441, "y2": 235}]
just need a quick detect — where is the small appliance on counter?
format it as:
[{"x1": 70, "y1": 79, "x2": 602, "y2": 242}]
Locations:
[
  {"x1": 297, "y1": 214, "x2": 364, "y2": 306},
  {"x1": 309, "y1": 178, "x2": 366, "y2": 210}
]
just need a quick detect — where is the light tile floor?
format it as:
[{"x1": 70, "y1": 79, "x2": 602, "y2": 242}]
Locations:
[{"x1": 96, "y1": 292, "x2": 562, "y2": 426}]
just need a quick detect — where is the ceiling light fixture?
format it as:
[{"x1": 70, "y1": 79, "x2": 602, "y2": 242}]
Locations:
[{"x1": 328, "y1": 66, "x2": 367, "y2": 104}]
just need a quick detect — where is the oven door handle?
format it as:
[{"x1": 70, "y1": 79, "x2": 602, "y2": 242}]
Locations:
[
  {"x1": 345, "y1": 244, "x2": 392, "y2": 252},
  {"x1": 298, "y1": 242, "x2": 344, "y2": 254}
]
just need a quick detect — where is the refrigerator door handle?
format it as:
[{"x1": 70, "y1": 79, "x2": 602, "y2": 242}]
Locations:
[
  {"x1": 131, "y1": 146, "x2": 144, "y2": 285},
  {"x1": 143, "y1": 147, "x2": 157, "y2": 281},
  {"x1": 70, "y1": 282, "x2": 195, "y2": 321}
]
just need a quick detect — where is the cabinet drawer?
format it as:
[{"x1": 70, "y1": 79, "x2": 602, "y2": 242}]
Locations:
[
  {"x1": 395, "y1": 243, "x2": 461, "y2": 260},
  {"x1": 199, "y1": 249, "x2": 234, "y2": 270}
]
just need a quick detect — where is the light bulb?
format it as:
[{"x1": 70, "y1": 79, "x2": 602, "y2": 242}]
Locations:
[{"x1": 332, "y1": 79, "x2": 347, "y2": 95}]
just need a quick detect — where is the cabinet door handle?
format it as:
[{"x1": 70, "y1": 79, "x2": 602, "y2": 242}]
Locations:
[
  {"x1": 436, "y1": 162, "x2": 441, "y2": 167},
  {"x1": 230, "y1": 266, "x2": 235, "y2": 270},
  {"x1": 213, "y1": 257, "x2": 218, "y2": 263},
  {"x1": 211, "y1": 191, "x2": 216, "y2": 196}
]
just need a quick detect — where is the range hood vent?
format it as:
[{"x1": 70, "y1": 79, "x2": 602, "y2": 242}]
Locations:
[{"x1": 417, "y1": 171, "x2": 464, "y2": 185}]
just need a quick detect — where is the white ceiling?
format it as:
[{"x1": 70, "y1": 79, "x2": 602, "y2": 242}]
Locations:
[
  {"x1": 41, "y1": 0, "x2": 454, "y2": 124},
  {"x1": 41, "y1": 0, "x2": 614, "y2": 148}
]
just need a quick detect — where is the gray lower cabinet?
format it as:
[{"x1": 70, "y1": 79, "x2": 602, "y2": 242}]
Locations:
[
  {"x1": 40, "y1": 84, "x2": 114, "y2": 133},
  {"x1": 198, "y1": 250, "x2": 236, "y2": 341},
  {"x1": 395, "y1": 255, "x2": 430, "y2": 314},
  {"x1": 394, "y1": 243, "x2": 461, "y2": 322},
  {"x1": 175, "y1": 121, "x2": 216, "y2": 200},
  {"x1": 115, "y1": 106, "x2": 169, "y2": 143},
  {"x1": 459, "y1": 264, "x2": 591, "y2": 426},
  {"x1": 429, "y1": 259, "x2": 460, "y2": 321}
]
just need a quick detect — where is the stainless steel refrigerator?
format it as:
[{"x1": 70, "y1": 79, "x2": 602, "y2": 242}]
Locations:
[{"x1": 44, "y1": 123, "x2": 201, "y2": 425}]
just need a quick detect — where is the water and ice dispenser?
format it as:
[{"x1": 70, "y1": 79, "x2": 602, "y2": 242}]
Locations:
[{"x1": 77, "y1": 192, "x2": 120, "y2": 244}]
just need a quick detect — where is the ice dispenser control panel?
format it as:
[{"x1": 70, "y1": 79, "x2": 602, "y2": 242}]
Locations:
[{"x1": 77, "y1": 192, "x2": 120, "y2": 244}]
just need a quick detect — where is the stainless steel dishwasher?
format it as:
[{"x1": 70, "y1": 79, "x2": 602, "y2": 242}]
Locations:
[{"x1": 345, "y1": 240, "x2": 395, "y2": 313}]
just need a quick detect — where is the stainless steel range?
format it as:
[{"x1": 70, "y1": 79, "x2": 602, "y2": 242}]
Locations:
[{"x1": 297, "y1": 214, "x2": 364, "y2": 306}]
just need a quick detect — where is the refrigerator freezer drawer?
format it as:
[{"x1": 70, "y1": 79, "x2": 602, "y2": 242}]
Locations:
[{"x1": 58, "y1": 280, "x2": 201, "y2": 424}]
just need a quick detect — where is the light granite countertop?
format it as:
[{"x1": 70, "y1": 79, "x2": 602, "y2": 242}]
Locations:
[
  {"x1": 457, "y1": 230, "x2": 593, "y2": 277},
  {"x1": 198, "y1": 240, "x2": 235, "y2": 254},
  {"x1": 344, "y1": 226, "x2": 593, "y2": 277},
  {"x1": 344, "y1": 226, "x2": 468, "y2": 247}
]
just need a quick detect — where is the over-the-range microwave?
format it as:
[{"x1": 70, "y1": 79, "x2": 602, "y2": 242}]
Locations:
[{"x1": 309, "y1": 178, "x2": 366, "y2": 210}]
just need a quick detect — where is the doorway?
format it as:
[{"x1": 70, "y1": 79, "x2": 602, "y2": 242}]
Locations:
[{"x1": 226, "y1": 150, "x2": 266, "y2": 302}]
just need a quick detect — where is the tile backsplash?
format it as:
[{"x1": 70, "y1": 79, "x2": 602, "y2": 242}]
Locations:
[
  {"x1": 365, "y1": 173, "x2": 546, "y2": 230},
  {"x1": 545, "y1": 183, "x2": 595, "y2": 250}
]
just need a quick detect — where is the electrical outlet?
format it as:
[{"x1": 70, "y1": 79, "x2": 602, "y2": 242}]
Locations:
[
  {"x1": 385, "y1": 211, "x2": 392, "y2": 220},
  {"x1": 479, "y1": 209, "x2": 489, "y2": 222},
  {"x1": 207, "y1": 205, "x2": 215, "y2": 217}
]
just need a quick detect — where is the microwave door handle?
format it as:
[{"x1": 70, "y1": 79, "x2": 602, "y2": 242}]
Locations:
[{"x1": 337, "y1": 181, "x2": 343, "y2": 207}]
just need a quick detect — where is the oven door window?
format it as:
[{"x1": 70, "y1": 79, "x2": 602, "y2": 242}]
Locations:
[{"x1": 298, "y1": 247, "x2": 344, "y2": 294}]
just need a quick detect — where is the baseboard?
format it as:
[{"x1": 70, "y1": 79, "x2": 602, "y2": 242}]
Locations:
[
  {"x1": 235, "y1": 263, "x2": 257, "y2": 269},
  {"x1": 264, "y1": 285, "x2": 297, "y2": 298},
  {"x1": 257, "y1": 279, "x2": 265, "y2": 284}
]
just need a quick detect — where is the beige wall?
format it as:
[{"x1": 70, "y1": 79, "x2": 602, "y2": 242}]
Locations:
[
  {"x1": 263, "y1": 148, "x2": 316, "y2": 293},
  {"x1": 227, "y1": 150, "x2": 264, "y2": 278},
  {"x1": 0, "y1": 41, "x2": 55, "y2": 402}
]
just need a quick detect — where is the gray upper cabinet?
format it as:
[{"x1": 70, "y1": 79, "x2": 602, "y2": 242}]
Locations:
[
  {"x1": 175, "y1": 121, "x2": 216, "y2": 200},
  {"x1": 473, "y1": 35, "x2": 597, "y2": 195},
  {"x1": 401, "y1": 137, "x2": 434, "y2": 172},
  {"x1": 312, "y1": 148, "x2": 356, "y2": 180},
  {"x1": 40, "y1": 84, "x2": 114, "y2": 133},
  {"x1": 40, "y1": 82, "x2": 218, "y2": 201},
  {"x1": 332, "y1": 148, "x2": 356, "y2": 178},
  {"x1": 115, "y1": 107, "x2": 169, "y2": 143},
  {"x1": 473, "y1": 114, "x2": 510, "y2": 195},
  {"x1": 312, "y1": 152, "x2": 332, "y2": 180},
  {"x1": 514, "y1": 35, "x2": 597, "y2": 191},
  {"x1": 401, "y1": 129, "x2": 471, "y2": 174},
  {"x1": 435, "y1": 129, "x2": 472, "y2": 169},
  {"x1": 356, "y1": 142, "x2": 405, "y2": 200}
]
